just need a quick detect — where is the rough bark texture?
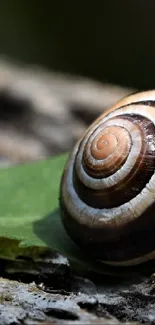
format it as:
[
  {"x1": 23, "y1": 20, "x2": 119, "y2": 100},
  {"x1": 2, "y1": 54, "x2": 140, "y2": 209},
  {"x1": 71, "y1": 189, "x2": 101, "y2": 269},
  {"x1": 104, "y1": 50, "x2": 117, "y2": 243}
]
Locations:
[{"x1": 0, "y1": 276, "x2": 144, "y2": 325}]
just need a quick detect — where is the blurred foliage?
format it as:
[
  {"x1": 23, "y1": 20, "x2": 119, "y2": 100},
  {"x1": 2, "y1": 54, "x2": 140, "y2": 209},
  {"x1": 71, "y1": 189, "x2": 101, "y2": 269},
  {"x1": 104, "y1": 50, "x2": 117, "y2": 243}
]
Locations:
[{"x1": 0, "y1": 1, "x2": 155, "y2": 89}]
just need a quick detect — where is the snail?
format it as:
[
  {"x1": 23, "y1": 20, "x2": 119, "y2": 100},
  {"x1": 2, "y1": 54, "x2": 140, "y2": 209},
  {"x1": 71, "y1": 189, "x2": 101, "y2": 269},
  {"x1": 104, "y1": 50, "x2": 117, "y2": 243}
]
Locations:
[{"x1": 60, "y1": 90, "x2": 155, "y2": 267}]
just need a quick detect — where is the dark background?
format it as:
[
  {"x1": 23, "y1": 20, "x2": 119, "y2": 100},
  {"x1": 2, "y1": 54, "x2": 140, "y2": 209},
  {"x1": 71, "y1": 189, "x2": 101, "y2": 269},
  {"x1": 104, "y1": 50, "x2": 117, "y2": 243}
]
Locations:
[{"x1": 0, "y1": 1, "x2": 154, "y2": 89}]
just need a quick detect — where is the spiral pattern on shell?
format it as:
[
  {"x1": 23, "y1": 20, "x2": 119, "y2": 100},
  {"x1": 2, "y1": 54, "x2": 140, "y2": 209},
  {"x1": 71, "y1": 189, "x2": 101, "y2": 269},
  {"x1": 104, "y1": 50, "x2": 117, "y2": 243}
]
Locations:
[{"x1": 60, "y1": 91, "x2": 155, "y2": 266}]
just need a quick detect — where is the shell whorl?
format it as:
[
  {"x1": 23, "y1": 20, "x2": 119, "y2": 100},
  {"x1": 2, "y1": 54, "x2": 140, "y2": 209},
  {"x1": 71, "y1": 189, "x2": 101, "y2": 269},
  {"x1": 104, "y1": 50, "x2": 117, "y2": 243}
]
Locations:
[{"x1": 60, "y1": 91, "x2": 155, "y2": 266}]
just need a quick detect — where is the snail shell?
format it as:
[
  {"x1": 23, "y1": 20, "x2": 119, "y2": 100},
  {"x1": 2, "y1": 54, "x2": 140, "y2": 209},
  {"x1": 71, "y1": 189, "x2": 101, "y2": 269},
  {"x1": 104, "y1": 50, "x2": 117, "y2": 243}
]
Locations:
[{"x1": 60, "y1": 91, "x2": 155, "y2": 266}]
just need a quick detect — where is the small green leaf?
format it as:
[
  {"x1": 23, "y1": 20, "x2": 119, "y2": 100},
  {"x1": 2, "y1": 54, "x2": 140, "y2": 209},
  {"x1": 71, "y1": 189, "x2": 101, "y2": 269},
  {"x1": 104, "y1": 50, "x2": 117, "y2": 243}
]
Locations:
[{"x1": 0, "y1": 154, "x2": 67, "y2": 250}]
